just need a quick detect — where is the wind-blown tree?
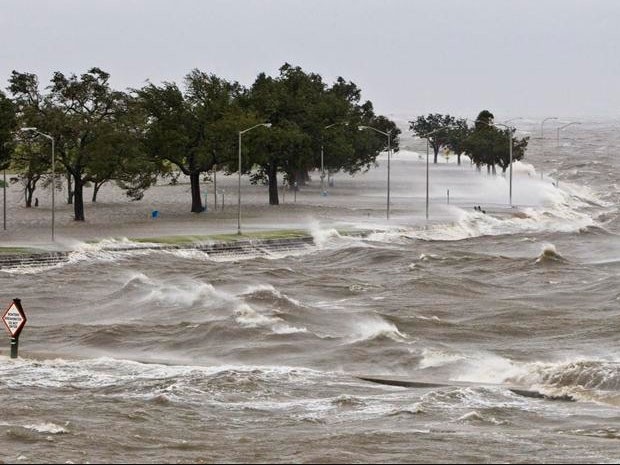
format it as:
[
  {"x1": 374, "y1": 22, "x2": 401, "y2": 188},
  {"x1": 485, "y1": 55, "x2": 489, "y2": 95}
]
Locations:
[
  {"x1": 0, "y1": 91, "x2": 16, "y2": 171},
  {"x1": 443, "y1": 118, "x2": 471, "y2": 165},
  {"x1": 10, "y1": 137, "x2": 50, "y2": 207},
  {"x1": 244, "y1": 64, "x2": 324, "y2": 204},
  {"x1": 463, "y1": 110, "x2": 528, "y2": 173},
  {"x1": 8, "y1": 68, "x2": 146, "y2": 221},
  {"x1": 410, "y1": 113, "x2": 459, "y2": 164},
  {"x1": 320, "y1": 82, "x2": 400, "y2": 176},
  {"x1": 87, "y1": 94, "x2": 159, "y2": 202},
  {"x1": 245, "y1": 64, "x2": 400, "y2": 205},
  {"x1": 137, "y1": 70, "x2": 246, "y2": 212},
  {"x1": 497, "y1": 129, "x2": 528, "y2": 173}
]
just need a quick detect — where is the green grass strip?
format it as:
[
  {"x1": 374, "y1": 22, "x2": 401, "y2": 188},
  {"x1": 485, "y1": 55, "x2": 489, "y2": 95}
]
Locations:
[{"x1": 0, "y1": 247, "x2": 42, "y2": 255}]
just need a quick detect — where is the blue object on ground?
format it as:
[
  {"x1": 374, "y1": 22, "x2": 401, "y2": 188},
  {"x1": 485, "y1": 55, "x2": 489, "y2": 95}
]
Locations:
[{"x1": 151, "y1": 210, "x2": 159, "y2": 219}]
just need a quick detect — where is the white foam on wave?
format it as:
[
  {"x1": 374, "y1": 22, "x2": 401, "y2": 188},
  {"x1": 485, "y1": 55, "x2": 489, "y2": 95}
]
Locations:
[
  {"x1": 0, "y1": 356, "x2": 329, "y2": 394},
  {"x1": 240, "y1": 283, "x2": 303, "y2": 308},
  {"x1": 456, "y1": 410, "x2": 503, "y2": 425},
  {"x1": 419, "y1": 348, "x2": 466, "y2": 369},
  {"x1": 234, "y1": 303, "x2": 307, "y2": 334},
  {"x1": 535, "y1": 243, "x2": 565, "y2": 264},
  {"x1": 451, "y1": 352, "x2": 529, "y2": 384},
  {"x1": 309, "y1": 220, "x2": 342, "y2": 248},
  {"x1": 1, "y1": 238, "x2": 168, "y2": 275},
  {"x1": 348, "y1": 315, "x2": 408, "y2": 343},
  {"x1": 117, "y1": 270, "x2": 230, "y2": 311},
  {"x1": 449, "y1": 352, "x2": 620, "y2": 405},
  {"x1": 143, "y1": 280, "x2": 219, "y2": 308},
  {"x1": 23, "y1": 422, "x2": 68, "y2": 434}
]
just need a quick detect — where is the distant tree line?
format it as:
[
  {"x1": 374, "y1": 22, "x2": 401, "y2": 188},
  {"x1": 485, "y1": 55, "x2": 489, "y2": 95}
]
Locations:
[
  {"x1": 0, "y1": 64, "x2": 400, "y2": 221},
  {"x1": 410, "y1": 110, "x2": 529, "y2": 173}
]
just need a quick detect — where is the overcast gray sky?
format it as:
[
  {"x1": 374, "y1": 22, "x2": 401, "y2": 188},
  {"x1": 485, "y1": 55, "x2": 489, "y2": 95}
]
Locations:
[{"x1": 2, "y1": 0, "x2": 619, "y2": 120}]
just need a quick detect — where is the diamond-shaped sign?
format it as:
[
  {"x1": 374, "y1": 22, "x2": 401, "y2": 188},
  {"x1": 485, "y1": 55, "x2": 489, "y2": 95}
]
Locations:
[{"x1": 2, "y1": 300, "x2": 27, "y2": 338}]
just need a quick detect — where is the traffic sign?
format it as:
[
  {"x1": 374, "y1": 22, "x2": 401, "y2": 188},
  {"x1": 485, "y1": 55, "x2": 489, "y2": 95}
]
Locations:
[{"x1": 2, "y1": 299, "x2": 27, "y2": 338}]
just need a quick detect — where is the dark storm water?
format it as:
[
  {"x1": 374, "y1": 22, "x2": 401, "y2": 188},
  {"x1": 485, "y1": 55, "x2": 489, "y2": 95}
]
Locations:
[{"x1": 1, "y1": 120, "x2": 619, "y2": 463}]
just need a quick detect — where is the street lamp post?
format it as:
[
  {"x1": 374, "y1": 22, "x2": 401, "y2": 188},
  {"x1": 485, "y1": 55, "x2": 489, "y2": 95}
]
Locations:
[
  {"x1": 540, "y1": 117, "x2": 558, "y2": 179},
  {"x1": 237, "y1": 123, "x2": 271, "y2": 235},
  {"x1": 555, "y1": 122, "x2": 581, "y2": 187},
  {"x1": 320, "y1": 122, "x2": 345, "y2": 196},
  {"x1": 3, "y1": 168, "x2": 6, "y2": 231},
  {"x1": 419, "y1": 127, "x2": 454, "y2": 220},
  {"x1": 20, "y1": 128, "x2": 55, "y2": 241},
  {"x1": 358, "y1": 126, "x2": 392, "y2": 220}
]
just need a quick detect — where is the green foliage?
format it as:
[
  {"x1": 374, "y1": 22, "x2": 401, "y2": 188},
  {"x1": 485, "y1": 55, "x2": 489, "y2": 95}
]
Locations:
[
  {"x1": 137, "y1": 70, "x2": 248, "y2": 212},
  {"x1": 245, "y1": 63, "x2": 400, "y2": 204},
  {"x1": 462, "y1": 110, "x2": 529, "y2": 170},
  {"x1": 443, "y1": 119, "x2": 472, "y2": 163},
  {"x1": 4, "y1": 64, "x2": 401, "y2": 214},
  {"x1": 409, "y1": 113, "x2": 460, "y2": 163},
  {"x1": 8, "y1": 68, "x2": 146, "y2": 220},
  {"x1": 10, "y1": 136, "x2": 50, "y2": 206},
  {"x1": 0, "y1": 91, "x2": 16, "y2": 170}
]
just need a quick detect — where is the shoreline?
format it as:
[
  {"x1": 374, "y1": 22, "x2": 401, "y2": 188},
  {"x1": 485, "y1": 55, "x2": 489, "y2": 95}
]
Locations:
[{"x1": 0, "y1": 228, "x2": 372, "y2": 269}]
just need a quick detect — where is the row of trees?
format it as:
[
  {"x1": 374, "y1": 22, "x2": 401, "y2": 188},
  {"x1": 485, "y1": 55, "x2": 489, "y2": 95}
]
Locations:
[
  {"x1": 410, "y1": 110, "x2": 529, "y2": 172},
  {"x1": 0, "y1": 64, "x2": 400, "y2": 221},
  {"x1": 0, "y1": 64, "x2": 529, "y2": 224}
]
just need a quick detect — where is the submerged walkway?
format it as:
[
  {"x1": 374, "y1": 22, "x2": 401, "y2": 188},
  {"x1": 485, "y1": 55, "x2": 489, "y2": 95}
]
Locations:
[{"x1": 0, "y1": 236, "x2": 315, "y2": 269}]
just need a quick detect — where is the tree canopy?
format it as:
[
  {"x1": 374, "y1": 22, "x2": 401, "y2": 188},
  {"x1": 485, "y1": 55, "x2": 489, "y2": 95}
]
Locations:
[
  {"x1": 8, "y1": 68, "x2": 150, "y2": 221},
  {"x1": 137, "y1": 70, "x2": 250, "y2": 212},
  {"x1": 463, "y1": 110, "x2": 529, "y2": 172},
  {"x1": 0, "y1": 90, "x2": 16, "y2": 170},
  {"x1": 245, "y1": 63, "x2": 400, "y2": 205},
  {"x1": 409, "y1": 113, "x2": 460, "y2": 164}
]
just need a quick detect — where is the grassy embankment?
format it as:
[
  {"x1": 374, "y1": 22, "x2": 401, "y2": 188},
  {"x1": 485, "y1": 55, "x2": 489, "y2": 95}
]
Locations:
[
  {"x1": 0, "y1": 247, "x2": 41, "y2": 255},
  {"x1": 130, "y1": 229, "x2": 312, "y2": 245}
]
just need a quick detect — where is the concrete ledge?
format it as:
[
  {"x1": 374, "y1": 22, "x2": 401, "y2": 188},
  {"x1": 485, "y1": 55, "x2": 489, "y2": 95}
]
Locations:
[{"x1": 0, "y1": 230, "x2": 370, "y2": 269}]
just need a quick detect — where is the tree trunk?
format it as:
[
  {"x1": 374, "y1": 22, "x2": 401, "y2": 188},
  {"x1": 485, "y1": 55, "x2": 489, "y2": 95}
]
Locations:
[
  {"x1": 92, "y1": 181, "x2": 103, "y2": 202},
  {"x1": 457, "y1": 154, "x2": 462, "y2": 165},
  {"x1": 492, "y1": 164, "x2": 497, "y2": 175},
  {"x1": 73, "y1": 176, "x2": 85, "y2": 221},
  {"x1": 190, "y1": 171, "x2": 203, "y2": 213},
  {"x1": 67, "y1": 173, "x2": 74, "y2": 205},
  {"x1": 25, "y1": 186, "x2": 33, "y2": 208},
  {"x1": 268, "y1": 163, "x2": 279, "y2": 205},
  {"x1": 433, "y1": 146, "x2": 440, "y2": 164}
]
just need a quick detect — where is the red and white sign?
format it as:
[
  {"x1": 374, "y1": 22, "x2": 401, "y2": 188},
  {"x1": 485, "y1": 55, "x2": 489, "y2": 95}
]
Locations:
[{"x1": 2, "y1": 301, "x2": 27, "y2": 338}]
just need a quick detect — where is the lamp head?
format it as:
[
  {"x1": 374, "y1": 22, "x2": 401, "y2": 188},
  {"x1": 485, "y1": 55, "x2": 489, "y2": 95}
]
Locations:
[
  {"x1": 264, "y1": 123, "x2": 272, "y2": 128},
  {"x1": 21, "y1": 127, "x2": 38, "y2": 132}
]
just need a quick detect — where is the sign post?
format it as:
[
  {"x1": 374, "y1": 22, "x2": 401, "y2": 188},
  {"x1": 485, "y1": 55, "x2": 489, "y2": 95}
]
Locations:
[{"x1": 2, "y1": 299, "x2": 27, "y2": 359}]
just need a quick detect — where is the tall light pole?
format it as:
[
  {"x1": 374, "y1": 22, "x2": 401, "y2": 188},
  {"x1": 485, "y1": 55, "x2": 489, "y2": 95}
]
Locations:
[
  {"x1": 555, "y1": 122, "x2": 581, "y2": 187},
  {"x1": 358, "y1": 125, "x2": 392, "y2": 220},
  {"x1": 540, "y1": 117, "x2": 558, "y2": 179},
  {"x1": 419, "y1": 126, "x2": 454, "y2": 220},
  {"x1": 2, "y1": 166, "x2": 6, "y2": 231},
  {"x1": 320, "y1": 122, "x2": 345, "y2": 196},
  {"x1": 20, "y1": 128, "x2": 55, "y2": 241},
  {"x1": 238, "y1": 123, "x2": 271, "y2": 235}
]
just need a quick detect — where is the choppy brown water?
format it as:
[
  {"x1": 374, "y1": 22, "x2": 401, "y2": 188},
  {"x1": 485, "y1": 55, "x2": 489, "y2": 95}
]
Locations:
[{"x1": 1, "y1": 119, "x2": 620, "y2": 463}]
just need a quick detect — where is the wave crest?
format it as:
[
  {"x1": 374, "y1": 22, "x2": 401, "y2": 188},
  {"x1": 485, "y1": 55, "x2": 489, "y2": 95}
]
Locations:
[{"x1": 535, "y1": 243, "x2": 566, "y2": 264}]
